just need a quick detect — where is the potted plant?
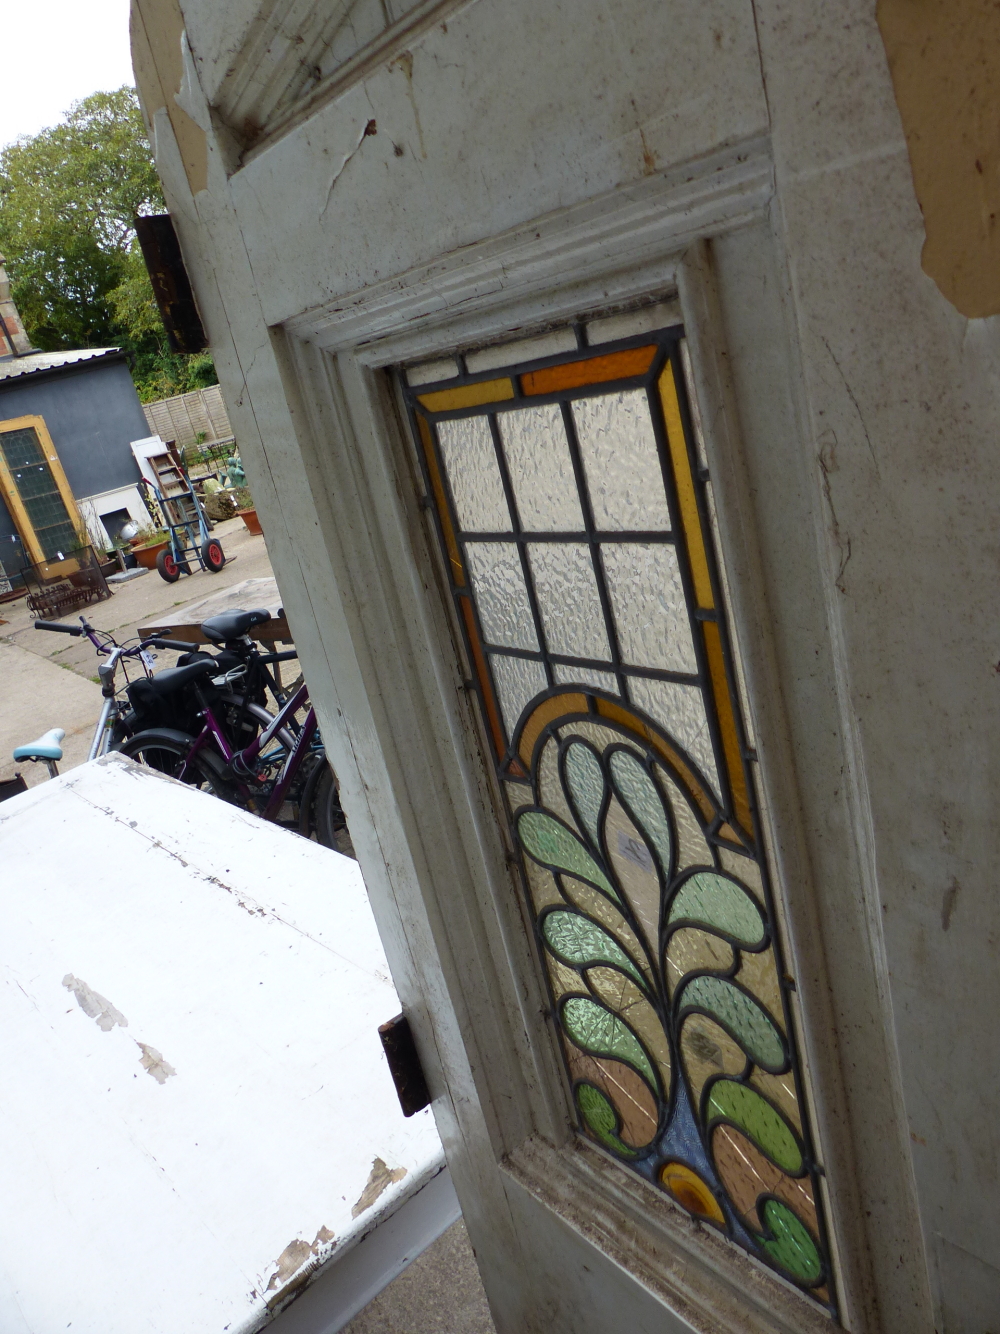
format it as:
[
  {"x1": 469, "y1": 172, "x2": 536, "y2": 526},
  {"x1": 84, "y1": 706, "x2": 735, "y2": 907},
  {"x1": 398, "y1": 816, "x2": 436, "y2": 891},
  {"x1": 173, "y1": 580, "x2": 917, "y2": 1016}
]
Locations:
[
  {"x1": 129, "y1": 525, "x2": 171, "y2": 569},
  {"x1": 234, "y1": 486, "x2": 262, "y2": 536}
]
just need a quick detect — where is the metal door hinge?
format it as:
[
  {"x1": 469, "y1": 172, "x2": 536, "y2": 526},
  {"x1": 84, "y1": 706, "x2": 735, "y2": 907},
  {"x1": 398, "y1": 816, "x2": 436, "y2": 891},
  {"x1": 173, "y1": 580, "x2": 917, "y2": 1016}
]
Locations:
[{"x1": 378, "y1": 1013, "x2": 431, "y2": 1117}]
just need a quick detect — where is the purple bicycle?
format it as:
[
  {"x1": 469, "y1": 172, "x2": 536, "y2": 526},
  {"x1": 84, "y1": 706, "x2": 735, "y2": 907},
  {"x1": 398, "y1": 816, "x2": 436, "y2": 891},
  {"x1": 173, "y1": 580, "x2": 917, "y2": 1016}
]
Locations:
[{"x1": 114, "y1": 608, "x2": 349, "y2": 853}]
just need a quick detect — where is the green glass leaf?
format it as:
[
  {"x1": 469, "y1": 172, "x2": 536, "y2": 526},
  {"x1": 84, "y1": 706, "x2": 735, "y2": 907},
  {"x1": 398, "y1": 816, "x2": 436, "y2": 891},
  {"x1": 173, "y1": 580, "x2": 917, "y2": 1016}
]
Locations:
[
  {"x1": 564, "y1": 742, "x2": 605, "y2": 847},
  {"x1": 542, "y1": 909, "x2": 647, "y2": 991},
  {"x1": 517, "y1": 810, "x2": 616, "y2": 898},
  {"x1": 609, "y1": 749, "x2": 673, "y2": 873},
  {"x1": 576, "y1": 1082, "x2": 636, "y2": 1157},
  {"x1": 561, "y1": 995, "x2": 658, "y2": 1092},
  {"x1": 759, "y1": 1198, "x2": 823, "y2": 1285},
  {"x1": 706, "y1": 1079, "x2": 803, "y2": 1174},
  {"x1": 668, "y1": 871, "x2": 765, "y2": 947},
  {"x1": 678, "y1": 975, "x2": 785, "y2": 1070}
]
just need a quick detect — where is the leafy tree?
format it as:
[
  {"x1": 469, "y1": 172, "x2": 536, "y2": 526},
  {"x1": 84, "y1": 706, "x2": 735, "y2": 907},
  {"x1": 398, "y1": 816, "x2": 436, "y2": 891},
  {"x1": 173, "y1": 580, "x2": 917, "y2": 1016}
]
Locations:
[{"x1": 0, "y1": 87, "x2": 215, "y2": 400}]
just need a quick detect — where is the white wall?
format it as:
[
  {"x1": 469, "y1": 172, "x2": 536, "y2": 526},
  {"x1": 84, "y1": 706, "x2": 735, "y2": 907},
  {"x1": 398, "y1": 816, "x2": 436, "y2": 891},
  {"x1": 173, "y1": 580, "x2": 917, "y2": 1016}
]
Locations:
[{"x1": 78, "y1": 485, "x2": 153, "y2": 550}]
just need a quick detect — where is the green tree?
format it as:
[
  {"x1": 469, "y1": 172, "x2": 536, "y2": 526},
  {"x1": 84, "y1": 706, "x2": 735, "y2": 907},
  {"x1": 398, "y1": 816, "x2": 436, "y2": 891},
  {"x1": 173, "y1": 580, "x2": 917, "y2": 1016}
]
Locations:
[{"x1": 0, "y1": 87, "x2": 215, "y2": 400}]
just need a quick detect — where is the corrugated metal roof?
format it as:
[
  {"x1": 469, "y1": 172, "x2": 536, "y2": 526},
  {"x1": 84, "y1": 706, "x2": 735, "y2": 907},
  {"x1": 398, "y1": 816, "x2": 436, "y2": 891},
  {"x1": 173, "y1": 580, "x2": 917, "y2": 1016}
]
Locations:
[{"x1": 0, "y1": 347, "x2": 120, "y2": 382}]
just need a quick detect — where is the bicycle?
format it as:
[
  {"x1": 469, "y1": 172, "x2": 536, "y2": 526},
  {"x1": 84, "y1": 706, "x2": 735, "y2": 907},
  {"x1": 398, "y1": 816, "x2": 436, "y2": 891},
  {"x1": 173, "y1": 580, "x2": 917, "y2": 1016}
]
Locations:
[
  {"x1": 114, "y1": 608, "x2": 350, "y2": 852},
  {"x1": 12, "y1": 615, "x2": 198, "y2": 776}
]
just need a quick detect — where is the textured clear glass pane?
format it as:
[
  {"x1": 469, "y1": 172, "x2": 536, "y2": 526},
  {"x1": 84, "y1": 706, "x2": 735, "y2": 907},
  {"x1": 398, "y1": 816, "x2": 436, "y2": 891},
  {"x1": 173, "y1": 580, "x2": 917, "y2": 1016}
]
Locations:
[
  {"x1": 438, "y1": 416, "x2": 510, "y2": 533},
  {"x1": 465, "y1": 543, "x2": 538, "y2": 650},
  {"x1": 572, "y1": 390, "x2": 672, "y2": 531},
  {"x1": 466, "y1": 328, "x2": 578, "y2": 373},
  {"x1": 528, "y1": 543, "x2": 611, "y2": 662},
  {"x1": 602, "y1": 543, "x2": 697, "y2": 673},
  {"x1": 553, "y1": 663, "x2": 618, "y2": 692},
  {"x1": 585, "y1": 301, "x2": 681, "y2": 345},
  {"x1": 405, "y1": 357, "x2": 458, "y2": 386},
  {"x1": 628, "y1": 676, "x2": 720, "y2": 796},
  {"x1": 499, "y1": 405, "x2": 584, "y2": 531},
  {"x1": 491, "y1": 654, "x2": 547, "y2": 738}
]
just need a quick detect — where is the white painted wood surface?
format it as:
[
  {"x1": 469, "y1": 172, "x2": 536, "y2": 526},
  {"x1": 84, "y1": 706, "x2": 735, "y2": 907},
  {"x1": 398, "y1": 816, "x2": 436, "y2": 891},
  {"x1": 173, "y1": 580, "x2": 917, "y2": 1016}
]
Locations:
[
  {"x1": 0, "y1": 754, "x2": 446, "y2": 1333},
  {"x1": 130, "y1": 0, "x2": 1000, "y2": 1327}
]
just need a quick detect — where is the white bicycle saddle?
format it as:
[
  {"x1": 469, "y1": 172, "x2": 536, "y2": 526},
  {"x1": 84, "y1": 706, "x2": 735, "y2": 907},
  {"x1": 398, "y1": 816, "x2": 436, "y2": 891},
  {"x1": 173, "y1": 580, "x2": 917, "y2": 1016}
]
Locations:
[{"x1": 13, "y1": 728, "x2": 66, "y2": 762}]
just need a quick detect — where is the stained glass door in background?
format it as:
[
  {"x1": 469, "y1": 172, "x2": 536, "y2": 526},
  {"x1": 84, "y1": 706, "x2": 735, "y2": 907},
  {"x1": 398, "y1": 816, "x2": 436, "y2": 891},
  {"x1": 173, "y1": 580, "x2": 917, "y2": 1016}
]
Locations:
[
  {"x1": 402, "y1": 316, "x2": 837, "y2": 1313},
  {"x1": 0, "y1": 425, "x2": 78, "y2": 561}
]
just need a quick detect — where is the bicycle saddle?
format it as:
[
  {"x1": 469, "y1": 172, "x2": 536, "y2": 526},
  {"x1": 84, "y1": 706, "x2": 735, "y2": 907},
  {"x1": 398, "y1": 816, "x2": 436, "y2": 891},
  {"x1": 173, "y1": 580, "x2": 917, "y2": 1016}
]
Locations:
[
  {"x1": 200, "y1": 608, "x2": 271, "y2": 643},
  {"x1": 13, "y1": 728, "x2": 65, "y2": 762},
  {"x1": 127, "y1": 659, "x2": 216, "y2": 707}
]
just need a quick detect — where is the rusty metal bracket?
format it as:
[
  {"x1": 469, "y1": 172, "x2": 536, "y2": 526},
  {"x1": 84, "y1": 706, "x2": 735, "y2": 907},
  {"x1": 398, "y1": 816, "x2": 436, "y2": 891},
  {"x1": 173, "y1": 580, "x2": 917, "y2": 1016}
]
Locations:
[
  {"x1": 135, "y1": 214, "x2": 208, "y2": 355},
  {"x1": 378, "y1": 1013, "x2": 431, "y2": 1117}
]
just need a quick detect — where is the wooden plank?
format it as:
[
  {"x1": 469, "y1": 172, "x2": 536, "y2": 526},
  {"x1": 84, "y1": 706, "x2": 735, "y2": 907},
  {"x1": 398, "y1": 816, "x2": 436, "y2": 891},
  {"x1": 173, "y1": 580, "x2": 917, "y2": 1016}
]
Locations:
[{"x1": 138, "y1": 614, "x2": 293, "y2": 646}]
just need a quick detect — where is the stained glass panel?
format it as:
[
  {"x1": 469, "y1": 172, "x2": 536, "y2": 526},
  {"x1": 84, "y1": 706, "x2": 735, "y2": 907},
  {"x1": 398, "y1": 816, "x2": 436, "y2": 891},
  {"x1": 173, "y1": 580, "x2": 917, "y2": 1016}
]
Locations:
[{"x1": 403, "y1": 319, "x2": 836, "y2": 1312}]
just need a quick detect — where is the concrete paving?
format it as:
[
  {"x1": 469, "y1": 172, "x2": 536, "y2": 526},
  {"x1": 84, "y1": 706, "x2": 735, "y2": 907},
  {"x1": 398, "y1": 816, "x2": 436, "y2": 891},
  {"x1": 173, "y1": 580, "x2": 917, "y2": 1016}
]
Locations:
[
  {"x1": 343, "y1": 1222, "x2": 496, "y2": 1334},
  {"x1": 0, "y1": 638, "x2": 103, "y2": 787},
  {"x1": 0, "y1": 517, "x2": 274, "y2": 787}
]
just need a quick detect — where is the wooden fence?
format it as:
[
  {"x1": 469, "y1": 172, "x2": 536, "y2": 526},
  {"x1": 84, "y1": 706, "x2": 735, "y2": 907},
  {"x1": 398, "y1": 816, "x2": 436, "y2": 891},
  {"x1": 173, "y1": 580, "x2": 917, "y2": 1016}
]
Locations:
[{"x1": 141, "y1": 384, "x2": 233, "y2": 449}]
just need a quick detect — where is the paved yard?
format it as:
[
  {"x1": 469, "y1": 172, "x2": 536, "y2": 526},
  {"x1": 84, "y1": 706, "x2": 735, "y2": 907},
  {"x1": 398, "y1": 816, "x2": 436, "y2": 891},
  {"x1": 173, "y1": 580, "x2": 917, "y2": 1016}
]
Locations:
[{"x1": 0, "y1": 516, "x2": 274, "y2": 786}]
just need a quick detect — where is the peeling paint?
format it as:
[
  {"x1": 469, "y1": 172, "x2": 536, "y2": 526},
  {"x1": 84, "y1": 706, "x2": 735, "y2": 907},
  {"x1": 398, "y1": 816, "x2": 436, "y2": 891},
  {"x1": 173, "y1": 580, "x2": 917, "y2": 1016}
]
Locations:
[
  {"x1": 131, "y1": 0, "x2": 209, "y2": 195},
  {"x1": 137, "y1": 1042, "x2": 176, "y2": 1083},
  {"x1": 351, "y1": 1156, "x2": 407, "y2": 1218},
  {"x1": 265, "y1": 1224, "x2": 336, "y2": 1293},
  {"x1": 62, "y1": 975, "x2": 128, "y2": 1032},
  {"x1": 878, "y1": 0, "x2": 1000, "y2": 317}
]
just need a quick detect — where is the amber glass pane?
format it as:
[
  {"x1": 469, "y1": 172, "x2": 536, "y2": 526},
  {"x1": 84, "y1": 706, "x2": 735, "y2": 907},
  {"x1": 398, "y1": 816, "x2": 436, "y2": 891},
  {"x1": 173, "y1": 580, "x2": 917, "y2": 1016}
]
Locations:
[
  {"x1": 702, "y1": 620, "x2": 752, "y2": 836},
  {"x1": 416, "y1": 415, "x2": 464, "y2": 587},
  {"x1": 521, "y1": 345, "x2": 657, "y2": 396},
  {"x1": 657, "y1": 362, "x2": 713, "y2": 609},
  {"x1": 418, "y1": 378, "x2": 514, "y2": 412}
]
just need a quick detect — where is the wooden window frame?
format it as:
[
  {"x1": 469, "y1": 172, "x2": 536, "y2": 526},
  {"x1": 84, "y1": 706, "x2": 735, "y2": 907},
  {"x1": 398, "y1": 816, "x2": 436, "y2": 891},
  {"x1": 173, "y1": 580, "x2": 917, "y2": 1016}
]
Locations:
[{"x1": 0, "y1": 414, "x2": 82, "y2": 565}]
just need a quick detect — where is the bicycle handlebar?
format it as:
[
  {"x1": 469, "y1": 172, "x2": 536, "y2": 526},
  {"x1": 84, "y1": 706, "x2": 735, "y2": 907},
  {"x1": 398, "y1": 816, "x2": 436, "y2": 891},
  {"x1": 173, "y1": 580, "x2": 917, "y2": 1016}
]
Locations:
[
  {"x1": 34, "y1": 619, "x2": 84, "y2": 636},
  {"x1": 256, "y1": 649, "x2": 299, "y2": 663},
  {"x1": 147, "y1": 638, "x2": 200, "y2": 652}
]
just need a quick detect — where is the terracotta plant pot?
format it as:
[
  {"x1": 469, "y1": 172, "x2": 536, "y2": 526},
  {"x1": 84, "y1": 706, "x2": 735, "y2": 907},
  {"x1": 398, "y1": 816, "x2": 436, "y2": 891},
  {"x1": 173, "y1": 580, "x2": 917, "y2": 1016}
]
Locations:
[
  {"x1": 132, "y1": 541, "x2": 170, "y2": 570},
  {"x1": 238, "y1": 508, "x2": 263, "y2": 536}
]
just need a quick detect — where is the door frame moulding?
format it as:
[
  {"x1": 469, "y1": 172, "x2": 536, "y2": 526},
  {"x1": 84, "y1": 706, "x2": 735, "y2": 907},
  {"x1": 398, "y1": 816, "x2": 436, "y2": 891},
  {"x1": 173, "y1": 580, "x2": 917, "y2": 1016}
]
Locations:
[
  {"x1": 214, "y1": 0, "x2": 470, "y2": 167},
  {"x1": 276, "y1": 145, "x2": 893, "y2": 1332},
  {"x1": 285, "y1": 136, "x2": 774, "y2": 362},
  {"x1": 505, "y1": 1135, "x2": 835, "y2": 1334}
]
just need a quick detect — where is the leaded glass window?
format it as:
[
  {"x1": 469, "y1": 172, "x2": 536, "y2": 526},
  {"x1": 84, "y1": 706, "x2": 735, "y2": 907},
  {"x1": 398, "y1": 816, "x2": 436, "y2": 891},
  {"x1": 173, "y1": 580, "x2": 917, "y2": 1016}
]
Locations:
[
  {"x1": 401, "y1": 318, "x2": 836, "y2": 1311},
  {"x1": 0, "y1": 426, "x2": 77, "y2": 559}
]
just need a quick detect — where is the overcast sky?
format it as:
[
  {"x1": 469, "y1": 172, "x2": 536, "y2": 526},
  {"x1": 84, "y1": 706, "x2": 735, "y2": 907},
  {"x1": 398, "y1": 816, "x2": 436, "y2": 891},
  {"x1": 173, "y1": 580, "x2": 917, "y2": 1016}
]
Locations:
[{"x1": 2, "y1": 0, "x2": 134, "y2": 149}]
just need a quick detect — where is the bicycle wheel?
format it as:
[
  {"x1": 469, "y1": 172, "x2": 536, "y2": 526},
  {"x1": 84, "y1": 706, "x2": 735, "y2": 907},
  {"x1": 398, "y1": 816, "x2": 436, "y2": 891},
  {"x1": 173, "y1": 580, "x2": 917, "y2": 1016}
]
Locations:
[
  {"x1": 117, "y1": 728, "x2": 236, "y2": 801},
  {"x1": 313, "y1": 763, "x2": 355, "y2": 857}
]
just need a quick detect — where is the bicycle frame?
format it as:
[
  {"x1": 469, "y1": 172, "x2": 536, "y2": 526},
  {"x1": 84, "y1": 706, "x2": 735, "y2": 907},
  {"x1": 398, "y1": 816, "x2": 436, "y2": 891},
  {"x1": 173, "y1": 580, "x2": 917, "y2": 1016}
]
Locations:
[
  {"x1": 33, "y1": 615, "x2": 161, "y2": 762},
  {"x1": 181, "y1": 681, "x2": 319, "y2": 821}
]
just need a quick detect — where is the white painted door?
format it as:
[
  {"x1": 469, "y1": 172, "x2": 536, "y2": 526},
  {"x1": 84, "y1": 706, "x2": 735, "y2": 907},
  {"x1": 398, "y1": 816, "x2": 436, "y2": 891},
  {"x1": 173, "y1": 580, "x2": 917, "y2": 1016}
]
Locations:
[{"x1": 132, "y1": 2, "x2": 932, "y2": 1330}]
